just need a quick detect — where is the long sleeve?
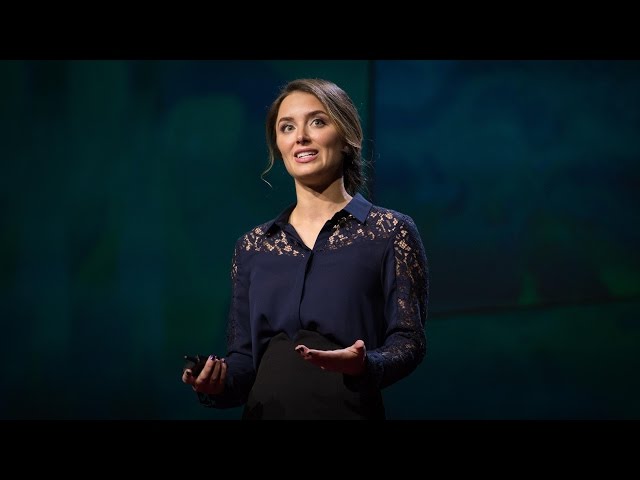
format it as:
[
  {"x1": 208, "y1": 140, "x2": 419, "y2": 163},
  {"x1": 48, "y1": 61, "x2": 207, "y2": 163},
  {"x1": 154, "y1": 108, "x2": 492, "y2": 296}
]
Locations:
[
  {"x1": 198, "y1": 237, "x2": 256, "y2": 408},
  {"x1": 346, "y1": 214, "x2": 428, "y2": 391},
  {"x1": 194, "y1": 195, "x2": 429, "y2": 410}
]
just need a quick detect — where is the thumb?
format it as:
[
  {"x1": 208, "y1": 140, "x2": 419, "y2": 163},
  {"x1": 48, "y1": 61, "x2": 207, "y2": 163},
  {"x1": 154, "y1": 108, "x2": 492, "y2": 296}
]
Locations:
[{"x1": 353, "y1": 339, "x2": 365, "y2": 352}]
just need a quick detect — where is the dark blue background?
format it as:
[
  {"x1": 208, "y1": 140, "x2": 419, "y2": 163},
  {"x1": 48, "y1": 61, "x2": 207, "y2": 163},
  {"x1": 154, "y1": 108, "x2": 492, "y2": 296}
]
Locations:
[{"x1": 1, "y1": 60, "x2": 638, "y2": 419}]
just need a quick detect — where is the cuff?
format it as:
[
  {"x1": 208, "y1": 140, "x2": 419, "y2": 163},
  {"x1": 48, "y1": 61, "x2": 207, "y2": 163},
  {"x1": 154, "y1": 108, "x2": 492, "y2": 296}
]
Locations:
[{"x1": 343, "y1": 351, "x2": 384, "y2": 392}]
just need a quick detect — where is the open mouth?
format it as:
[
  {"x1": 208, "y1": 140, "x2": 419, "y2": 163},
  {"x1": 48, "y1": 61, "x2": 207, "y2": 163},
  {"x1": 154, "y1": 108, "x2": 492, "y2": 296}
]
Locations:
[{"x1": 294, "y1": 150, "x2": 318, "y2": 163}]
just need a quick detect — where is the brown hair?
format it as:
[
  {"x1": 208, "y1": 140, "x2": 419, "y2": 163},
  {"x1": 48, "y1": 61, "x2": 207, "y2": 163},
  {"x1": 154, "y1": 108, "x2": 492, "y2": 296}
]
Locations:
[{"x1": 263, "y1": 78, "x2": 367, "y2": 196}]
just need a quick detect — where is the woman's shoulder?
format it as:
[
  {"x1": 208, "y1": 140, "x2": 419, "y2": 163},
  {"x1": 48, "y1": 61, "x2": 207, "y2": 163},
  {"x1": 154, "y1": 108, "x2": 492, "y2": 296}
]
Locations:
[
  {"x1": 366, "y1": 203, "x2": 426, "y2": 257},
  {"x1": 367, "y1": 202, "x2": 419, "y2": 231},
  {"x1": 234, "y1": 219, "x2": 274, "y2": 247}
]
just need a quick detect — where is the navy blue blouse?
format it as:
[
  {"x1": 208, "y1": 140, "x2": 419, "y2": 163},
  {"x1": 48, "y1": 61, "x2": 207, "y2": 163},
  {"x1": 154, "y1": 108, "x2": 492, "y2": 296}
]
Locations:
[{"x1": 199, "y1": 193, "x2": 429, "y2": 409}]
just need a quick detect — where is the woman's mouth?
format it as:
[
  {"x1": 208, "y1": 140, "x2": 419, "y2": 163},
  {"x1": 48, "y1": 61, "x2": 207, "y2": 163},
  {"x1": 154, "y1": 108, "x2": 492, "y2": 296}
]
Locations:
[{"x1": 294, "y1": 150, "x2": 318, "y2": 163}]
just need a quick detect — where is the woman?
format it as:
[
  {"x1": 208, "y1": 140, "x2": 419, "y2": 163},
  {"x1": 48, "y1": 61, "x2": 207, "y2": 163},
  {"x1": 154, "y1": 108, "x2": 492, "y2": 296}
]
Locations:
[{"x1": 182, "y1": 78, "x2": 429, "y2": 419}]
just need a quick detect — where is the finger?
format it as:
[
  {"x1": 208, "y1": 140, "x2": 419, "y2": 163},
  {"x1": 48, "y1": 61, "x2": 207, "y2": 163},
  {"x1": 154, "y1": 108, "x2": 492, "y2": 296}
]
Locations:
[
  {"x1": 199, "y1": 355, "x2": 217, "y2": 379},
  {"x1": 213, "y1": 360, "x2": 227, "y2": 390},
  {"x1": 349, "y1": 340, "x2": 366, "y2": 358},
  {"x1": 298, "y1": 347, "x2": 325, "y2": 362},
  {"x1": 209, "y1": 359, "x2": 222, "y2": 384},
  {"x1": 219, "y1": 360, "x2": 227, "y2": 385},
  {"x1": 295, "y1": 344, "x2": 312, "y2": 358},
  {"x1": 194, "y1": 356, "x2": 217, "y2": 390},
  {"x1": 306, "y1": 348, "x2": 340, "y2": 360},
  {"x1": 304, "y1": 347, "x2": 356, "y2": 372}
]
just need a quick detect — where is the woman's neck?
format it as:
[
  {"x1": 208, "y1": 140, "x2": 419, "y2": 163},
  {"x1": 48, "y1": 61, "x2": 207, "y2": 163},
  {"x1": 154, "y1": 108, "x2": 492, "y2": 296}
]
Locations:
[{"x1": 290, "y1": 179, "x2": 352, "y2": 224}]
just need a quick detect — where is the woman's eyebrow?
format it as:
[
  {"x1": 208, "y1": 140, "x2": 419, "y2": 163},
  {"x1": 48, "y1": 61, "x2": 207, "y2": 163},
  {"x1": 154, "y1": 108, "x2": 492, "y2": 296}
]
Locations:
[{"x1": 277, "y1": 110, "x2": 328, "y2": 124}]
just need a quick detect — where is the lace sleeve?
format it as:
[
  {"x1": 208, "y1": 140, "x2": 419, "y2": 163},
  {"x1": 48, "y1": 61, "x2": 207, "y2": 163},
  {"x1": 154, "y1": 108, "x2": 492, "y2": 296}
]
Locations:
[
  {"x1": 197, "y1": 237, "x2": 256, "y2": 409},
  {"x1": 347, "y1": 214, "x2": 428, "y2": 391}
]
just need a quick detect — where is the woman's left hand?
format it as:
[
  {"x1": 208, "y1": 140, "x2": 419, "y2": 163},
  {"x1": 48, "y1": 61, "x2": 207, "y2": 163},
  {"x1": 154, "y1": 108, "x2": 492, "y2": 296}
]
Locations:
[{"x1": 295, "y1": 339, "x2": 366, "y2": 376}]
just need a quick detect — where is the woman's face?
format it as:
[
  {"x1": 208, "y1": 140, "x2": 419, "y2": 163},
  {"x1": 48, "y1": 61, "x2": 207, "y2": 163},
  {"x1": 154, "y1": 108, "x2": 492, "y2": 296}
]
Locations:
[{"x1": 275, "y1": 91, "x2": 346, "y2": 188}]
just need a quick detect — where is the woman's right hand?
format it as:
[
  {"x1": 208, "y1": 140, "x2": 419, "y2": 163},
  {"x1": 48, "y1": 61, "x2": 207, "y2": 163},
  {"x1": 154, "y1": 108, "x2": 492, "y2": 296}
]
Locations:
[{"x1": 182, "y1": 355, "x2": 227, "y2": 395}]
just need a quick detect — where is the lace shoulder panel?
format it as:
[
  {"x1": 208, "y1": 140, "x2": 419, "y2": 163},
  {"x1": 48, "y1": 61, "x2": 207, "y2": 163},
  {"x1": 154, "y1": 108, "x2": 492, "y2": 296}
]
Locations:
[
  {"x1": 327, "y1": 206, "x2": 405, "y2": 250},
  {"x1": 239, "y1": 222, "x2": 305, "y2": 257}
]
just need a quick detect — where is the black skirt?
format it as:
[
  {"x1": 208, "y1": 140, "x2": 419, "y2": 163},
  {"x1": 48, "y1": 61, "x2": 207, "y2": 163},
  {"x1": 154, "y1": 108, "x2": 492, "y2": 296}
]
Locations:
[{"x1": 243, "y1": 330, "x2": 385, "y2": 420}]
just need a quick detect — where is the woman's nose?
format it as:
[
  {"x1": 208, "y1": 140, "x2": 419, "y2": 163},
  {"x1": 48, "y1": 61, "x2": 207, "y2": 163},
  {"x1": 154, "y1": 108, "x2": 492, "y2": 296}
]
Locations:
[{"x1": 296, "y1": 130, "x2": 309, "y2": 144}]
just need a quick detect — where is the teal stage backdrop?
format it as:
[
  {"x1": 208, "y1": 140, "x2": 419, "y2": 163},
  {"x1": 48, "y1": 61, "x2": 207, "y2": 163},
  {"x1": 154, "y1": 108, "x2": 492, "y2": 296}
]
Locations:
[{"x1": 1, "y1": 60, "x2": 638, "y2": 419}]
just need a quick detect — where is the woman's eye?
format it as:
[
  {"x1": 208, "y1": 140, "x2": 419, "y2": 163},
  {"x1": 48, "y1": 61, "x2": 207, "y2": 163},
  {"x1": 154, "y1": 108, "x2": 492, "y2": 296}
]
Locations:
[
  {"x1": 280, "y1": 124, "x2": 293, "y2": 132},
  {"x1": 311, "y1": 118, "x2": 326, "y2": 126}
]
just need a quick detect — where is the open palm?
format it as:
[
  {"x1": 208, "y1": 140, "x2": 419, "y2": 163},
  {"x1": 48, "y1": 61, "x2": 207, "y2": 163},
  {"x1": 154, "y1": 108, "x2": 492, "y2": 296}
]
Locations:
[{"x1": 295, "y1": 339, "x2": 366, "y2": 376}]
